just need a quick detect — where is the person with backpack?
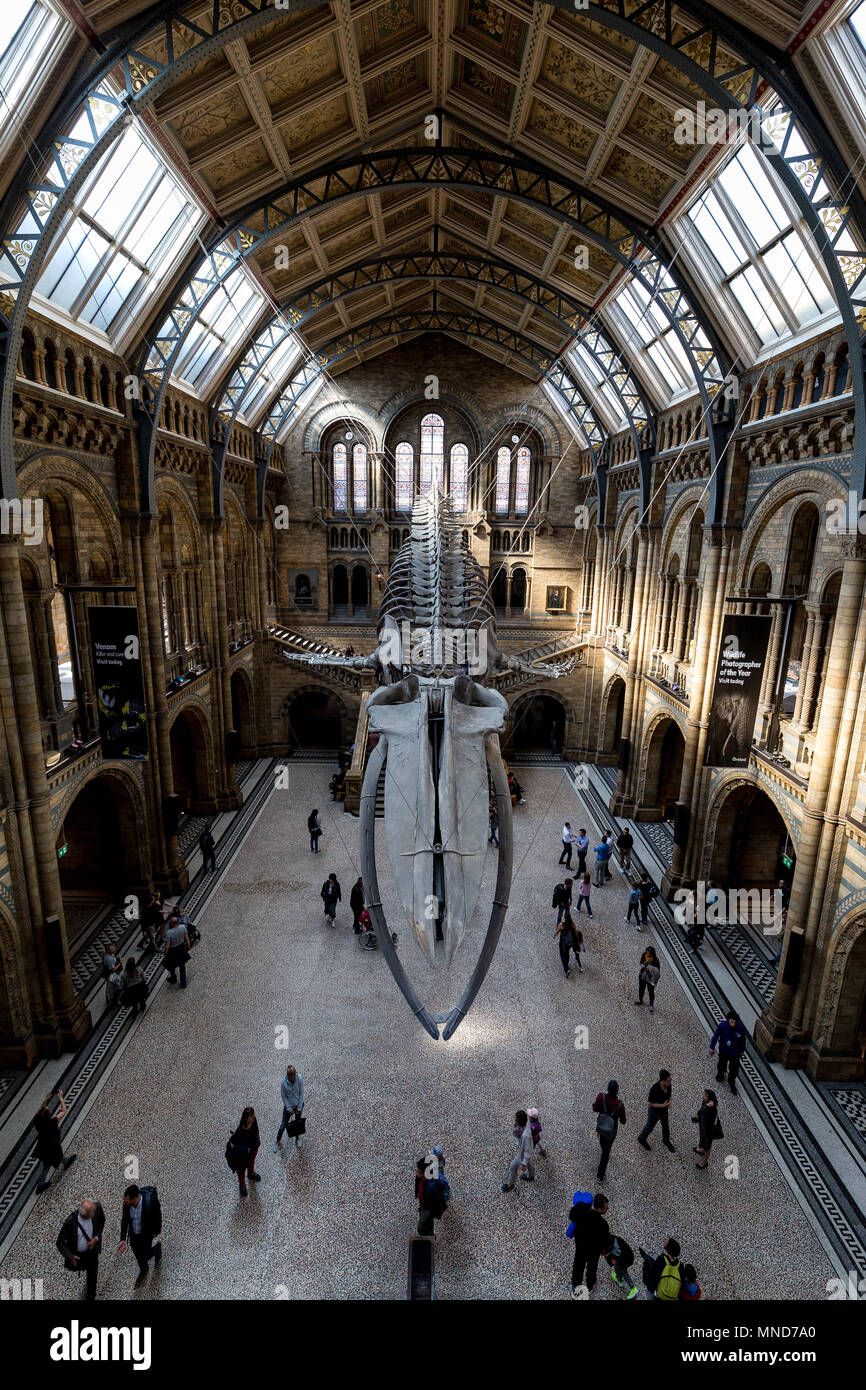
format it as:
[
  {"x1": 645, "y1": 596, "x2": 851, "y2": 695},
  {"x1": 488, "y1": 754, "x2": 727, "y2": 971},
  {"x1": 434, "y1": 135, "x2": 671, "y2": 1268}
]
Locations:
[
  {"x1": 680, "y1": 1264, "x2": 702, "y2": 1300},
  {"x1": 199, "y1": 825, "x2": 217, "y2": 873},
  {"x1": 554, "y1": 911, "x2": 583, "y2": 978},
  {"x1": 308, "y1": 808, "x2": 322, "y2": 853},
  {"x1": 552, "y1": 877, "x2": 573, "y2": 925},
  {"x1": 592, "y1": 1080, "x2": 626, "y2": 1181},
  {"x1": 616, "y1": 828, "x2": 634, "y2": 873},
  {"x1": 321, "y1": 873, "x2": 341, "y2": 926},
  {"x1": 568, "y1": 1192, "x2": 609, "y2": 1297},
  {"x1": 692, "y1": 1088, "x2": 722, "y2": 1170},
  {"x1": 527, "y1": 1107, "x2": 546, "y2": 1158},
  {"x1": 227, "y1": 1106, "x2": 262, "y2": 1197},
  {"x1": 603, "y1": 833, "x2": 615, "y2": 881},
  {"x1": 593, "y1": 838, "x2": 611, "y2": 887},
  {"x1": 604, "y1": 1233, "x2": 638, "y2": 1298},
  {"x1": 574, "y1": 871, "x2": 593, "y2": 917},
  {"x1": 416, "y1": 1150, "x2": 449, "y2": 1236},
  {"x1": 637, "y1": 1069, "x2": 676, "y2": 1152},
  {"x1": 637, "y1": 873, "x2": 658, "y2": 925},
  {"x1": 350, "y1": 876, "x2": 365, "y2": 933},
  {"x1": 502, "y1": 1109, "x2": 535, "y2": 1191},
  {"x1": 57, "y1": 1198, "x2": 105, "y2": 1301},
  {"x1": 625, "y1": 883, "x2": 643, "y2": 927},
  {"x1": 117, "y1": 1183, "x2": 163, "y2": 1289},
  {"x1": 163, "y1": 914, "x2": 191, "y2": 988},
  {"x1": 635, "y1": 946, "x2": 661, "y2": 1013},
  {"x1": 709, "y1": 1010, "x2": 747, "y2": 1095},
  {"x1": 640, "y1": 1237, "x2": 683, "y2": 1300}
]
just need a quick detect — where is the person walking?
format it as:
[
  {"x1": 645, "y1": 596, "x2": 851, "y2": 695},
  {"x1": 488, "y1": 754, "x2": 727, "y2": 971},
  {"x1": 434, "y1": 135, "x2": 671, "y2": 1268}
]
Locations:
[
  {"x1": 554, "y1": 912, "x2": 583, "y2": 978},
  {"x1": 121, "y1": 957, "x2": 148, "y2": 1014},
  {"x1": 692, "y1": 1088, "x2": 722, "y2": 1170},
  {"x1": 634, "y1": 946, "x2": 661, "y2": 1013},
  {"x1": 163, "y1": 914, "x2": 190, "y2": 988},
  {"x1": 321, "y1": 873, "x2": 341, "y2": 926},
  {"x1": 593, "y1": 837, "x2": 611, "y2": 887},
  {"x1": 574, "y1": 871, "x2": 593, "y2": 917},
  {"x1": 139, "y1": 887, "x2": 165, "y2": 950},
  {"x1": 641, "y1": 1237, "x2": 683, "y2": 1300},
  {"x1": 552, "y1": 876, "x2": 572, "y2": 925},
  {"x1": 616, "y1": 828, "x2": 634, "y2": 873},
  {"x1": 350, "y1": 876, "x2": 365, "y2": 934},
  {"x1": 603, "y1": 833, "x2": 615, "y2": 881},
  {"x1": 574, "y1": 828, "x2": 589, "y2": 876},
  {"x1": 686, "y1": 919, "x2": 705, "y2": 954},
  {"x1": 117, "y1": 1183, "x2": 163, "y2": 1288},
  {"x1": 637, "y1": 872, "x2": 657, "y2": 925},
  {"x1": 559, "y1": 822, "x2": 574, "y2": 867},
  {"x1": 308, "y1": 808, "x2": 322, "y2": 853},
  {"x1": 415, "y1": 1151, "x2": 449, "y2": 1236},
  {"x1": 489, "y1": 803, "x2": 499, "y2": 846},
  {"x1": 709, "y1": 1011, "x2": 747, "y2": 1095},
  {"x1": 199, "y1": 825, "x2": 217, "y2": 873},
  {"x1": 33, "y1": 1090, "x2": 77, "y2": 1194},
  {"x1": 637, "y1": 1069, "x2": 676, "y2": 1152},
  {"x1": 625, "y1": 883, "x2": 643, "y2": 928},
  {"x1": 527, "y1": 1107, "x2": 546, "y2": 1158},
  {"x1": 592, "y1": 1080, "x2": 626, "y2": 1182},
  {"x1": 604, "y1": 1233, "x2": 638, "y2": 1299},
  {"x1": 568, "y1": 1192, "x2": 609, "y2": 1298},
  {"x1": 227, "y1": 1106, "x2": 262, "y2": 1196},
  {"x1": 273, "y1": 1064, "x2": 305, "y2": 1152},
  {"x1": 57, "y1": 1198, "x2": 105, "y2": 1302},
  {"x1": 502, "y1": 1109, "x2": 535, "y2": 1191}
]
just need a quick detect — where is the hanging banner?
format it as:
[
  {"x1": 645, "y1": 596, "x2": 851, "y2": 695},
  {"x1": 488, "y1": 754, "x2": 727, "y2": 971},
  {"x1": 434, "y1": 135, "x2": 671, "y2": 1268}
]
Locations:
[
  {"x1": 88, "y1": 606, "x2": 149, "y2": 760},
  {"x1": 703, "y1": 614, "x2": 772, "y2": 768}
]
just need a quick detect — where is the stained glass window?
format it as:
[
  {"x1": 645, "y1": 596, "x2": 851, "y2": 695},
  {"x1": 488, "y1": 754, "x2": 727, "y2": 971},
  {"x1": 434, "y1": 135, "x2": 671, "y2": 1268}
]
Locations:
[
  {"x1": 353, "y1": 443, "x2": 368, "y2": 511},
  {"x1": 333, "y1": 443, "x2": 348, "y2": 512},
  {"x1": 515, "y1": 447, "x2": 531, "y2": 515},
  {"x1": 495, "y1": 447, "x2": 511, "y2": 514},
  {"x1": 395, "y1": 442, "x2": 413, "y2": 511},
  {"x1": 420, "y1": 413, "x2": 444, "y2": 495},
  {"x1": 450, "y1": 443, "x2": 468, "y2": 512}
]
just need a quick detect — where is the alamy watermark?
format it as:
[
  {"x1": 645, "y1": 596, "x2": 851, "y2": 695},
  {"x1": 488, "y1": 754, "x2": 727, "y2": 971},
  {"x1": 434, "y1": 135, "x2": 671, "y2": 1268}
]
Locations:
[
  {"x1": 0, "y1": 497, "x2": 43, "y2": 545},
  {"x1": 673, "y1": 880, "x2": 784, "y2": 934},
  {"x1": 674, "y1": 102, "x2": 779, "y2": 155}
]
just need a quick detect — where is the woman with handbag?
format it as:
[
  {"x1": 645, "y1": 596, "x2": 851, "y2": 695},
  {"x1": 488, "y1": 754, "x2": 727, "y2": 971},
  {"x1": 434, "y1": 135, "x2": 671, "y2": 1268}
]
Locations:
[
  {"x1": 121, "y1": 957, "x2": 149, "y2": 1014},
  {"x1": 692, "y1": 1088, "x2": 722, "y2": 1169},
  {"x1": 226, "y1": 1107, "x2": 261, "y2": 1197},
  {"x1": 634, "y1": 946, "x2": 661, "y2": 1014}
]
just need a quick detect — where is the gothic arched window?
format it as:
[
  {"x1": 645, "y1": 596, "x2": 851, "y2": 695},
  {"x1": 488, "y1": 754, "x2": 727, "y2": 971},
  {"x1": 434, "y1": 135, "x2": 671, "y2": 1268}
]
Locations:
[
  {"x1": 515, "y1": 446, "x2": 531, "y2": 515},
  {"x1": 495, "y1": 446, "x2": 511, "y2": 514},
  {"x1": 353, "y1": 442, "x2": 368, "y2": 511},
  {"x1": 450, "y1": 442, "x2": 468, "y2": 512},
  {"x1": 395, "y1": 441, "x2": 413, "y2": 511},
  {"x1": 332, "y1": 442, "x2": 348, "y2": 512},
  {"x1": 420, "y1": 413, "x2": 445, "y2": 495}
]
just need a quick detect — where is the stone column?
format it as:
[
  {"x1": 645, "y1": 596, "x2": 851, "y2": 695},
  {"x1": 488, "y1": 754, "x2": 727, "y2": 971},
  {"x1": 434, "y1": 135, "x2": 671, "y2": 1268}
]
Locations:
[
  {"x1": 799, "y1": 611, "x2": 827, "y2": 733},
  {"x1": 757, "y1": 603, "x2": 785, "y2": 732},
  {"x1": 756, "y1": 550, "x2": 866, "y2": 1066},
  {"x1": 591, "y1": 527, "x2": 611, "y2": 636},
  {"x1": 611, "y1": 525, "x2": 651, "y2": 811},
  {"x1": 791, "y1": 607, "x2": 817, "y2": 728},
  {"x1": 208, "y1": 519, "x2": 241, "y2": 809}
]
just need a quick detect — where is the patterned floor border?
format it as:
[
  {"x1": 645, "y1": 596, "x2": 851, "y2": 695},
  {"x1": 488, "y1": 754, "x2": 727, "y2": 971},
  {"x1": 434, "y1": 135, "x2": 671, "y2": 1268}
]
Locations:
[
  {"x1": 0, "y1": 759, "x2": 278, "y2": 1250},
  {"x1": 574, "y1": 763, "x2": 866, "y2": 1282}
]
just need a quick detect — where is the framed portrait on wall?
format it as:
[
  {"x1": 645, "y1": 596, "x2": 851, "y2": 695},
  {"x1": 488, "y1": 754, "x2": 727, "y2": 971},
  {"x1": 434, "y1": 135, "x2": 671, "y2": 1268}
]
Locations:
[
  {"x1": 288, "y1": 568, "x2": 318, "y2": 608},
  {"x1": 546, "y1": 585, "x2": 568, "y2": 612}
]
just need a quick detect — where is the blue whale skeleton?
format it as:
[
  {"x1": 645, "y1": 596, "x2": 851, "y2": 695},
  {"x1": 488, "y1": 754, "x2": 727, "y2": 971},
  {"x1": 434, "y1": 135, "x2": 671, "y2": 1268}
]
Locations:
[{"x1": 286, "y1": 492, "x2": 573, "y2": 1038}]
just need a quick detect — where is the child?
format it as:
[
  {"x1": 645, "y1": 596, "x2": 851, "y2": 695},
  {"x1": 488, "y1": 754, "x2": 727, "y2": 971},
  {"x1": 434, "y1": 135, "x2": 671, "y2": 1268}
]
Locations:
[
  {"x1": 605, "y1": 1234, "x2": 638, "y2": 1299},
  {"x1": 574, "y1": 872, "x2": 593, "y2": 917},
  {"x1": 527, "y1": 1106, "x2": 546, "y2": 1158},
  {"x1": 680, "y1": 1264, "x2": 702, "y2": 1300}
]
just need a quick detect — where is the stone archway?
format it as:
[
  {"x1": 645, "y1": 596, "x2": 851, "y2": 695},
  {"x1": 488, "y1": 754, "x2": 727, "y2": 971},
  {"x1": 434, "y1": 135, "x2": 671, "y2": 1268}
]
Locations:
[
  {"x1": 285, "y1": 685, "x2": 350, "y2": 751},
  {"x1": 56, "y1": 771, "x2": 147, "y2": 948},
  {"x1": 0, "y1": 901, "x2": 35, "y2": 1067},
  {"x1": 638, "y1": 715, "x2": 685, "y2": 819},
  {"x1": 704, "y1": 779, "x2": 795, "y2": 890},
  {"x1": 812, "y1": 915, "x2": 866, "y2": 1080},
  {"x1": 169, "y1": 703, "x2": 215, "y2": 811},
  {"x1": 230, "y1": 668, "x2": 255, "y2": 756},
  {"x1": 506, "y1": 690, "x2": 570, "y2": 756},
  {"x1": 600, "y1": 676, "x2": 626, "y2": 758}
]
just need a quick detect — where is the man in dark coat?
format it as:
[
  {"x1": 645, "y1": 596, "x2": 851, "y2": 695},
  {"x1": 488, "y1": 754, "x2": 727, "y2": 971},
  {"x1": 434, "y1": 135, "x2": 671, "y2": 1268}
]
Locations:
[
  {"x1": 34, "y1": 1089, "x2": 76, "y2": 1193},
  {"x1": 118, "y1": 1183, "x2": 163, "y2": 1288},
  {"x1": 569, "y1": 1192, "x2": 609, "y2": 1297},
  {"x1": 710, "y1": 1011, "x2": 747, "y2": 1094},
  {"x1": 57, "y1": 1198, "x2": 105, "y2": 1301}
]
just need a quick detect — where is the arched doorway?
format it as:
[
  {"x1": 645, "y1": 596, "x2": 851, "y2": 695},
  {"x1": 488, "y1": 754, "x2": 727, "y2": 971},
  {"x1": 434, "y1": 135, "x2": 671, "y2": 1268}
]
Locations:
[
  {"x1": 643, "y1": 719, "x2": 685, "y2": 817},
  {"x1": 332, "y1": 564, "x2": 348, "y2": 609},
  {"x1": 230, "y1": 670, "x2": 253, "y2": 756},
  {"x1": 288, "y1": 689, "x2": 343, "y2": 749},
  {"x1": 601, "y1": 678, "x2": 626, "y2": 756},
  {"x1": 708, "y1": 783, "x2": 794, "y2": 891},
  {"x1": 57, "y1": 775, "x2": 144, "y2": 946},
  {"x1": 491, "y1": 568, "x2": 507, "y2": 610},
  {"x1": 511, "y1": 567, "x2": 527, "y2": 612},
  {"x1": 169, "y1": 707, "x2": 212, "y2": 811},
  {"x1": 351, "y1": 565, "x2": 369, "y2": 613},
  {"x1": 819, "y1": 924, "x2": 866, "y2": 1078},
  {"x1": 510, "y1": 693, "x2": 566, "y2": 755}
]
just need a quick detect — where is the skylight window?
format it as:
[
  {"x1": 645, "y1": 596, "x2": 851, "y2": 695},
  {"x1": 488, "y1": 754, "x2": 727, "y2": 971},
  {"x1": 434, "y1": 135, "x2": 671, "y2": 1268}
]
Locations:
[
  {"x1": 173, "y1": 260, "x2": 266, "y2": 393},
  {"x1": 683, "y1": 141, "x2": 834, "y2": 347},
  {"x1": 606, "y1": 280, "x2": 696, "y2": 401},
  {"x1": 569, "y1": 342, "x2": 628, "y2": 432},
  {"x1": 241, "y1": 332, "x2": 302, "y2": 425},
  {"x1": 0, "y1": 2, "x2": 69, "y2": 165},
  {"x1": 852, "y1": 0, "x2": 866, "y2": 49},
  {"x1": 35, "y1": 122, "x2": 202, "y2": 347}
]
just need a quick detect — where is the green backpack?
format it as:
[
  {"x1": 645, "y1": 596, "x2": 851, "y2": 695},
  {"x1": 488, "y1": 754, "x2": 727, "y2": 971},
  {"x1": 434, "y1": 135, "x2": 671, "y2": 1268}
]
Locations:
[{"x1": 656, "y1": 1257, "x2": 683, "y2": 1300}]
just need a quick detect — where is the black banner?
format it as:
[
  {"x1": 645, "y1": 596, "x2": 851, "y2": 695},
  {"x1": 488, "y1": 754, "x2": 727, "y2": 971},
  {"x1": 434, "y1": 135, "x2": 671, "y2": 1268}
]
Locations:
[
  {"x1": 88, "y1": 606, "x2": 148, "y2": 760},
  {"x1": 704, "y1": 614, "x2": 772, "y2": 768}
]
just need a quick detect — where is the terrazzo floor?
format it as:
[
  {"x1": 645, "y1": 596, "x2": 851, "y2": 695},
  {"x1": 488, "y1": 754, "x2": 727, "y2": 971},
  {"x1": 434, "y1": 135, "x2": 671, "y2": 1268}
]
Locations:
[{"x1": 0, "y1": 765, "x2": 833, "y2": 1300}]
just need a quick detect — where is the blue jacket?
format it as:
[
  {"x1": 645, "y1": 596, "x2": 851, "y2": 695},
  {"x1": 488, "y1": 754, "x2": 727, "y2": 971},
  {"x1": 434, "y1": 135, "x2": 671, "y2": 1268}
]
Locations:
[
  {"x1": 594, "y1": 843, "x2": 611, "y2": 861},
  {"x1": 281, "y1": 1073, "x2": 304, "y2": 1112},
  {"x1": 711, "y1": 1019, "x2": 746, "y2": 1057}
]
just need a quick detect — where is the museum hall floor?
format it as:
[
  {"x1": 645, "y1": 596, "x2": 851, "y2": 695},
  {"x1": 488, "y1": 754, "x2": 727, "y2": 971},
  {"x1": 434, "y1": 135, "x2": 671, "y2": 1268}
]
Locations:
[{"x1": 0, "y1": 763, "x2": 844, "y2": 1299}]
